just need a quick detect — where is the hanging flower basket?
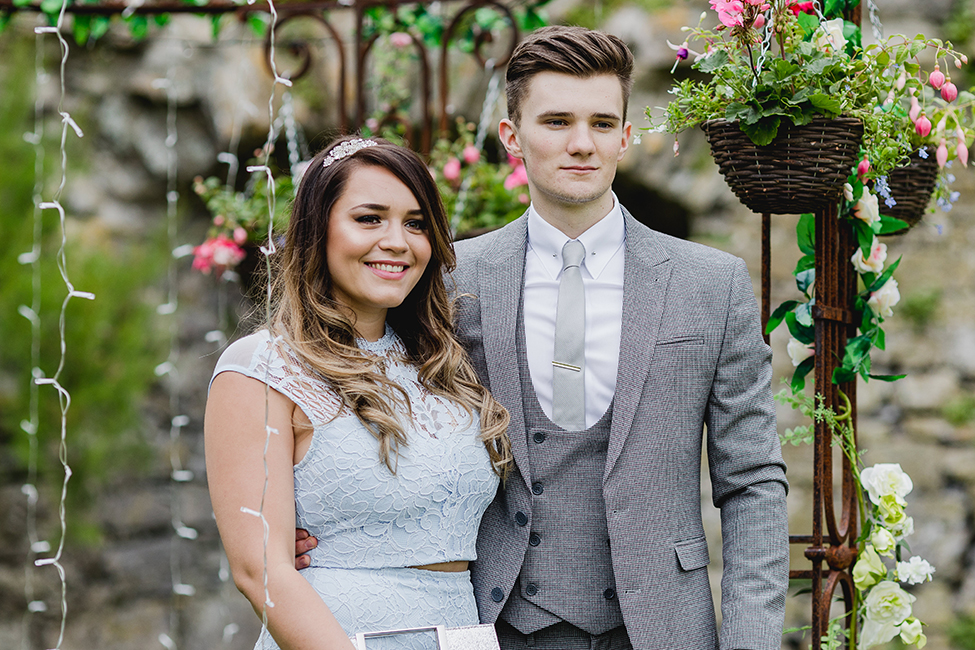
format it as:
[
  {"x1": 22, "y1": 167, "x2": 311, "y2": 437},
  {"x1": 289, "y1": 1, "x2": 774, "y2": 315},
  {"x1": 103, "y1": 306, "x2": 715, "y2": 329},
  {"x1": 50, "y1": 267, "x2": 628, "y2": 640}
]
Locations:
[
  {"x1": 703, "y1": 117, "x2": 864, "y2": 215},
  {"x1": 880, "y1": 151, "x2": 939, "y2": 232}
]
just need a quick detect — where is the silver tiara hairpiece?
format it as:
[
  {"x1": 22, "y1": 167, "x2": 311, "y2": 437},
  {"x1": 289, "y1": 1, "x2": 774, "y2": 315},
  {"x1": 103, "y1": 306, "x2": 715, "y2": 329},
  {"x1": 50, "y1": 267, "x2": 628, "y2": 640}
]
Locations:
[{"x1": 322, "y1": 138, "x2": 377, "y2": 168}]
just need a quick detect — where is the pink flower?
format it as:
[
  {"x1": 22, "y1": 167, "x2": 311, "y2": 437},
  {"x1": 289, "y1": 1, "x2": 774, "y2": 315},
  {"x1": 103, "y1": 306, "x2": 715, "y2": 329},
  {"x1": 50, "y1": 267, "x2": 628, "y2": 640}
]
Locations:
[
  {"x1": 941, "y1": 81, "x2": 958, "y2": 102},
  {"x1": 957, "y1": 139, "x2": 969, "y2": 167},
  {"x1": 233, "y1": 227, "x2": 248, "y2": 245},
  {"x1": 928, "y1": 65, "x2": 945, "y2": 90},
  {"x1": 936, "y1": 138, "x2": 949, "y2": 168},
  {"x1": 915, "y1": 114, "x2": 932, "y2": 138},
  {"x1": 710, "y1": 0, "x2": 745, "y2": 27},
  {"x1": 443, "y1": 157, "x2": 461, "y2": 181},
  {"x1": 389, "y1": 32, "x2": 412, "y2": 48},
  {"x1": 908, "y1": 96, "x2": 921, "y2": 123},
  {"x1": 857, "y1": 155, "x2": 870, "y2": 178},
  {"x1": 752, "y1": 13, "x2": 766, "y2": 29},
  {"x1": 365, "y1": 117, "x2": 380, "y2": 131},
  {"x1": 192, "y1": 235, "x2": 246, "y2": 275},
  {"x1": 851, "y1": 237, "x2": 887, "y2": 274},
  {"x1": 789, "y1": 1, "x2": 815, "y2": 15},
  {"x1": 213, "y1": 214, "x2": 225, "y2": 226},
  {"x1": 504, "y1": 161, "x2": 529, "y2": 190},
  {"x1": 462, "y1": 145, "x2": 481, "y2": 165},
  {"x1": 518, "y1": 193, "x2": 529, "y2": 204}
]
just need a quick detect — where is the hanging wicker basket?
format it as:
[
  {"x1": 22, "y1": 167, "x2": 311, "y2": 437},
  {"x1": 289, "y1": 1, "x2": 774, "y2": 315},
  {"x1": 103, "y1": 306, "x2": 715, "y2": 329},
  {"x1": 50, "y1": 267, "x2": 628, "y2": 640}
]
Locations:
[
  {"x1": 703, "y1": 117, "x2": 864, "y2": 215},
  {"x1": 880, "y1": 151, "x2": 939, "y2": 233}
]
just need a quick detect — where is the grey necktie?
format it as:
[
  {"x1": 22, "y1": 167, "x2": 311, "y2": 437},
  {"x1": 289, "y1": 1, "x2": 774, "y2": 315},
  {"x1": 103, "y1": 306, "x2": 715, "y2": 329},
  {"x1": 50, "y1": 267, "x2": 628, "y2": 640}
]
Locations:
[{"x1": 551, "y1": 239, "x2": 586, "y2": 431}]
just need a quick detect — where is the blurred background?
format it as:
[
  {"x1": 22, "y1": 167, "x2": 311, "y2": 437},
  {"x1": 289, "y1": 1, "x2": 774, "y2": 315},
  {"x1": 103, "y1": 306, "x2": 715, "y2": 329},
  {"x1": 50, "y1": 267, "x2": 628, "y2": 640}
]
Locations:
[{"x1": 0, "y1": 0, "x2": 973, "y2": 648}]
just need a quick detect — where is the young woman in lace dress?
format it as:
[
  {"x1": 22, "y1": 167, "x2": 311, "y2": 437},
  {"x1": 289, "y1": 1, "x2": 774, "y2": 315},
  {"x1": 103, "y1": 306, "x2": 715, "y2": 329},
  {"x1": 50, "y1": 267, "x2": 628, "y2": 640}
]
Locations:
[{"x1": 204, "y1": 137, "x2": 511, "y2": 650}]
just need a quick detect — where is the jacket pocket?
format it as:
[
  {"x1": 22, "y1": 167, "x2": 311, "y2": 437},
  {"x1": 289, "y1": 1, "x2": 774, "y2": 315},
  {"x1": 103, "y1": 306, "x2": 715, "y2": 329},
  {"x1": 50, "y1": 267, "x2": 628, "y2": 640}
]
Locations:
[
  {"x1": 674, "y1": 536, "x2": 710, "y2": 571},
  {"x1": 656, "y1": 335, "x2": 705, "y2": 347}
]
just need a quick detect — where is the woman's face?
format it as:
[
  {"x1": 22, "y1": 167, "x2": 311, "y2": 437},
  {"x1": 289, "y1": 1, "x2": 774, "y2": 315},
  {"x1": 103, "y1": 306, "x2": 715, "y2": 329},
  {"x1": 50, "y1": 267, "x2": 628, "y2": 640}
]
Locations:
[{"x1": 325, "y1": 165, "x2": 433, "y2": 332}]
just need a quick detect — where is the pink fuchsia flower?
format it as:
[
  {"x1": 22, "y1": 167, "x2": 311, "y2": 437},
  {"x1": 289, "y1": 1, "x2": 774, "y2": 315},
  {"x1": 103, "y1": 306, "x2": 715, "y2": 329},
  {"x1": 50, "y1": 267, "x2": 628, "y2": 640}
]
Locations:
[
  {"x1": 957, "y1": 139, "x2": 969, "y2": 167},
  {"x1": 389, "y1": 32, "x2": 412, "y2": 48},
  {"x1": 504, "y1": 160, "x2": 529, "y2": 190},
  {"x1": 443, "y1": 157, "x2": 461, "y2": 181},
  {"x1": 915, "y1": 114, "x2": 932, "y2": 138},
  {"x1": 941, "y1": 81, "x2": 958, "y2": 102},
  {"x1": 857, "y1": 155, "x2": 870, "y2": 178},
  {"x1": 192, "y1": 235, "x2": 246, "y2": 275},
  {"x1": 908, "y1": 96, "x2": 921, "y2": 123},
  {"x1": 936, "y1": 138, "x2": 949, "y2": 168},
  {"x1": 928, "y1": 65, "x2": 945, "y2": 89},
  {"x1": 462, "y1": 145, "x2": 481, "y2": 165},
  {"x1": 233, "y1": 227, "x2": 248, "y2": 245}
]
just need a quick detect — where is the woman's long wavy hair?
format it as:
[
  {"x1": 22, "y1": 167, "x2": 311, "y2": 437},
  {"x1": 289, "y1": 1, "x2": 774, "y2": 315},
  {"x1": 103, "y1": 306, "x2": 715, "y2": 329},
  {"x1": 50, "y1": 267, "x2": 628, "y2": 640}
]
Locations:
[{"x1": 269, "y1": 136, "x2": 511, "y2": 476}]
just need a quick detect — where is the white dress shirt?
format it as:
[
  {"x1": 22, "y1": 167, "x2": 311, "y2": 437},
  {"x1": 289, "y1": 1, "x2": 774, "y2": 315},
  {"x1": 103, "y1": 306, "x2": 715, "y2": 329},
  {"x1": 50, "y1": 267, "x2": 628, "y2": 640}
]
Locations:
[{"x1": 524, "y1": 198, "x2": 625, "y2": 429}]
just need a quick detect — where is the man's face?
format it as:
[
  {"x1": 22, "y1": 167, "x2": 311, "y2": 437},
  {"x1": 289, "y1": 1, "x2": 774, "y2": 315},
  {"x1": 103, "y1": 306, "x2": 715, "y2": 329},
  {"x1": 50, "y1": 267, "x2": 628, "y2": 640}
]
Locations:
[{"x1": 500, "y1": 72, "x2": 631, "y2": 215}]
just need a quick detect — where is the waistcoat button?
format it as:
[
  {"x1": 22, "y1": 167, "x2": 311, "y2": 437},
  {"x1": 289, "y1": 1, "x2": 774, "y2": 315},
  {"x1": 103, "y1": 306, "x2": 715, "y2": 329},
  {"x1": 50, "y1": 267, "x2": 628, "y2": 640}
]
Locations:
[
  {"x1": 529, "y1": 532, "x2": 541, "y2": 547},
  {"x1": 603, "y1": 587, "x2": 616, "y2": 600},
  {"x1": 525, "y1": 582, "x2": 539, "y2": 597},
  {"x1": 531, "y1": 482, "x2": 544, "y2": 495},
  {"x1": 515, "y1": 511, "x2": 528, "y2": 526},
  {"x1": 533, "y1": 431, "x2": 546, "y2": 443},
  {"x1": 491, "y1": 587, "x2": 504, "y2": 602}
]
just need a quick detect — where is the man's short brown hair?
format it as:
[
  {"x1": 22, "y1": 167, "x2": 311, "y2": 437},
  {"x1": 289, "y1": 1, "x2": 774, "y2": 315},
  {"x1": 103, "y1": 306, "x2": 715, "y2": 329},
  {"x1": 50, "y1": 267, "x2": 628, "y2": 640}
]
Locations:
[{"x1": 505, "y1": 25, "x2": 634, "y2": 125}]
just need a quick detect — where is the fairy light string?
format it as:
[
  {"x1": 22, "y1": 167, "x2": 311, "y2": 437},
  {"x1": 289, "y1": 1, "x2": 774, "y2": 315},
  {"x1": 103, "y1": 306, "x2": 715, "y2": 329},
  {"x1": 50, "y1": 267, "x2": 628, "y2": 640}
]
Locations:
[
  {"x1": 18, "y1": 25, "x2": 51, "y2": 649},
  {"x1": 31, "y1": 0, "x2": 95, "y2": 647}
]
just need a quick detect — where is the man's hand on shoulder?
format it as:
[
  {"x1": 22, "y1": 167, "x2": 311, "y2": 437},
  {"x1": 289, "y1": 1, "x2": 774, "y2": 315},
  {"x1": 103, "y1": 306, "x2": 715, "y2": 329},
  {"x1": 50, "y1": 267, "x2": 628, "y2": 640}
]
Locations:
[{"x1": 295, "y1": 528, "x2": 317, "y2": 569}]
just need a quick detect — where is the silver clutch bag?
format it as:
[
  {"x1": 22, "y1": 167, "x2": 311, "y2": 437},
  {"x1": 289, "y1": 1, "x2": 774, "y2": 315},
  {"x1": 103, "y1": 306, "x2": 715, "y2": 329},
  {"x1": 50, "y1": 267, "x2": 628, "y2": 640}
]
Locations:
[{"x1": 350, "y1": 624, "x2": 500, "y2": 650}]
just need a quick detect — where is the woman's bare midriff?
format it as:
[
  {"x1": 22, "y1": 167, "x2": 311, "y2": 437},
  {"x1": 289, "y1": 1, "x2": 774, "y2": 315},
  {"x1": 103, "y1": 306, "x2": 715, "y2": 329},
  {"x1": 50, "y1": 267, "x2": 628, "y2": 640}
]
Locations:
[{"x1": 410, "y1": 561, "x2": 469, "y2": 572}]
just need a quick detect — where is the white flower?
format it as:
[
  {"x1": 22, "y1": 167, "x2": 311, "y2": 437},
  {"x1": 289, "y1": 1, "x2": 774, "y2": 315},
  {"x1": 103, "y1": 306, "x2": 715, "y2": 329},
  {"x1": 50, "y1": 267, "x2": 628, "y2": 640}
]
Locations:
[
  {"x1": 853, "y1": 544, "x2": 887, "y2": 591},
  {"x1": 864, "y1": 580, "x2": 915, "y2": 627},
  {"x1": 870, "y1": 527, "x2": 897, "y2": 556},
  {"x1": 844, "y1": 182, "x2": 854, "y2": 202},
  {"x1": 815, "y1": 18, "x2": 847, "y2": 53},
  {"x1": 855, "y1": 191, "x2": 881, "y2": 225},
  {"x1": 851, "y1": 237, "x2": 887, "y2": 274},
  {"x1": 867, "y1": 278, "x2": 901, "y2": 319},
  {"x1": 898, "y1": 618, "x2": 927, "y2": 648},
  {"x1": 896, "y1": 556, "x2": 935, "y2": 585},
  {"x1": 861, "y1": 463, "x2": 913, "y2": 506},
  {"x1": 787, "y1": 337, "x2": 815, "y2": 367},
  {"x1": 859, "y1": 619, "x2": 900, "y2": 649}
]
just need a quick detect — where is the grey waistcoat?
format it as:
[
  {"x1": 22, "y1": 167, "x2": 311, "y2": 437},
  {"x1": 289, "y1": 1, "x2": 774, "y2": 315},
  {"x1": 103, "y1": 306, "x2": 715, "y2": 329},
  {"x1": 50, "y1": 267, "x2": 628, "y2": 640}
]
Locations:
[{"x1": 498, "y1": 315, "x2": 625, "y2": 635}]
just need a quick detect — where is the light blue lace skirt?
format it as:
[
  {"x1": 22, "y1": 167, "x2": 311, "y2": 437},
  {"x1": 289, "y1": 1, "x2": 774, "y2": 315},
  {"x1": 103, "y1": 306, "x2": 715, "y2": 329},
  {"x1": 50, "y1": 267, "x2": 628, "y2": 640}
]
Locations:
[{"x1": 254, "y1": 567, "x2": 479, "y2": 650}]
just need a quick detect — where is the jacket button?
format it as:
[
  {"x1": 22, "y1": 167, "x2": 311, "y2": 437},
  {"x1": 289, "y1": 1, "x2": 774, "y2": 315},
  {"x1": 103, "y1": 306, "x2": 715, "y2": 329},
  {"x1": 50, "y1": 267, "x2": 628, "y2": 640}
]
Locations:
[
  {"x1": 529, "y1": 532, "x2": 541, "y2": 547},
  {"x1": 532, "y1": 431, "x2": 546, "y2": 443},
  {"x1": 531, "y1": 482, "x2": 544, "y2": 495},
  {"x1": 515, "y1": 511, "x2": 528, "y2": 526},
  {"x1": 491, "y1": 587, "x2": 504, "y2": 602},
  {"x1": 603, "y1": 588, "x2": 616, "y2": 600},
  {"x1": 525, "y1": 582, "x2": 538, "y2": 597}
]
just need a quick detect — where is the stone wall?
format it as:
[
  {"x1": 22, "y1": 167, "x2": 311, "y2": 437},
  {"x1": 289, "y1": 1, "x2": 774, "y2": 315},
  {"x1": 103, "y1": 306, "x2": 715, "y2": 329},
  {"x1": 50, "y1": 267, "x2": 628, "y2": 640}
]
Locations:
[{"x1": 0, "y1": 2, "x2": 973, "y2": 648}]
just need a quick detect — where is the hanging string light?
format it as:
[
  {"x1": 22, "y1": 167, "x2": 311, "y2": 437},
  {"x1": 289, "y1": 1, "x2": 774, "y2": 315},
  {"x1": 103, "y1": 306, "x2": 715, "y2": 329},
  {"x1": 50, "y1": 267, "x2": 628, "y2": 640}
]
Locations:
[
  {"x1": 31, "y1": 1, "x2": 95, "y2": 648},
  {"x1": 18, "y1": 24, "x2": 50, "y2": 650}
]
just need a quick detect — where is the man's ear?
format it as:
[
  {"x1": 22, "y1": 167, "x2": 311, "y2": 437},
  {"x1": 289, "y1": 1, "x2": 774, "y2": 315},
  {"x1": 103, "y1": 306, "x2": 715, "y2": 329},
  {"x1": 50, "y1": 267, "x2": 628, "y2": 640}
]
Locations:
[
  {"x1": 499, "y1": 119, "x2": 523, "y2": 160},
  {"x1": 618, "y1": 121, "x2": 633, "y2": 161}
]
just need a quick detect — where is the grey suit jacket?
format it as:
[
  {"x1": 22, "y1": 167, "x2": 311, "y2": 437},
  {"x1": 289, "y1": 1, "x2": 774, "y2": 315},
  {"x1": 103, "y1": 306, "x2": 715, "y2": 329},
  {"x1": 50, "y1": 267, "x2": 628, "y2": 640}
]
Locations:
[{"x1": 450, "y1": 211, "x2": 789, "y2": 650}]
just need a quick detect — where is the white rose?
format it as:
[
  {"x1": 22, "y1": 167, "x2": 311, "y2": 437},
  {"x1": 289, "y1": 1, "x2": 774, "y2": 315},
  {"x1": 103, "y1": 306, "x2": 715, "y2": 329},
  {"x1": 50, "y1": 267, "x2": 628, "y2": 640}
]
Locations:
[
  {"x1": 859, "y1": 619, "x2": 899, "y2": 649},
  {"x1": 855, "y1": 191, "x2": 881, "y2": 225},
  {"x1": 896, "y1": 556, "x2": 935, "y2": 585},
  {"x1": 870, "y1": 527, "x2": 897, "y2": 556},
  {"x1": 867, "y1": 278, "x2": 900, "y2": 319},
  {"x1": 889, "y1": 514, "x2": 915, "y2": 540},
  {"x1": 851, "y1": 237, "x2": 887, "y2": 274},
  {"x1": 898, "y1": 618, "x2": 927, "y2": 648},
  {"x1": 787, "y1": 337, "x2": 815, "y2": 367},
  {"x1": 815, "y1": 18, "x2": 847, "y2": 53},
  {"x1": 861, "y1": 463, "x2": 913, "y2": 506},
  {"x1": 864, "y1": 580, "x2": 915, "y2": 626}
]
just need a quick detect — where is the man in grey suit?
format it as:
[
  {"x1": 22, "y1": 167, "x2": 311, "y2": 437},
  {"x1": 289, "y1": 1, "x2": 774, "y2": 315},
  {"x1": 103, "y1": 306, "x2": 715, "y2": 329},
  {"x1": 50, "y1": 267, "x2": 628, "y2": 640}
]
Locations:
[{"x1": 450, "y1": 26, "x2": 789, "y2": 650}]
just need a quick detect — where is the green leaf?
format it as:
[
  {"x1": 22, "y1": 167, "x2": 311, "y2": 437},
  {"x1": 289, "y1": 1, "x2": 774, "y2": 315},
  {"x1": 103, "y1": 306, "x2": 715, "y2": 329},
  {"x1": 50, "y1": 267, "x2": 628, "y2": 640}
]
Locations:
[
  {"x1": 873, "y1": 326, "x2": 886, "y2": 351},
  {"x1": 807, "y1": 93, "x2": 842, "y2": 116},
  {"x1": 792, "y1": 356, "x2": 816, "y2": 392},
  {"x1": 72, "y1": 15, "x2": 91, "y2": 45},
  {"x1": 725, "y1": 101, "x2": 761, "y2": 124},
  {"x1": 39, "y1": 0, "x2": 62, "y2": 14},
  {"x1": 868, "y1": 373, "x2": 908, "y2": 382},
  {"x1": 786, "y1": 311, "x2": 815, "y2": 345},
  {"x1": 766, "y1": 300, "x2": 801, "y2": 335},
  {"x1": 832, "y1": 366, "x2": 858, "y2": 384},
  {"x1": 866, "y1": 256, "x2": 902, "y2": 293},
  {"x1": 853, "y1": 219, "x2": 874, "y2": 258},
  {"x1": 796, "y1": 301, "x2": 814, "y2": 328},
  {"x1": 697, "y1": 51, "x2": 730, "y2": 73},
  {"x1": 90, "y1": 16, "x2": 111, "y2": 41},
  {"x1": 793, "y1": 254, "x2": 815, "y2": 275},
  {"x1": 741, "y1": 117, "x2": 781, "y2": 146},
  {"x1": 823, "y1": 0, "x2": 845, "y2": 17},
  {"x1": 877, "y1": 214, "x2": 909, "y2": 235},
  {"x1": 127, "y1": 15, "x2": 149, "y2": 40},
  {"x1": 797, "y1": 213, "x2": 816, "y2": 256},
  {"x1": 797, "y1": 12, "x2": 819, "y2": 37}
]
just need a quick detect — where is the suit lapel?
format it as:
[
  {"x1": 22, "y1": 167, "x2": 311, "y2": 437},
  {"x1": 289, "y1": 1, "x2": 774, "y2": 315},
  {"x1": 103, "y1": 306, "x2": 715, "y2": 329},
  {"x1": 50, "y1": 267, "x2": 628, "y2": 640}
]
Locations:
[
  {"x1": 479, "y1": 216, "x2": 532, "y2": 489},
  {"x1": 605, "y1": 211, "x2": 673, "y2": 479}
]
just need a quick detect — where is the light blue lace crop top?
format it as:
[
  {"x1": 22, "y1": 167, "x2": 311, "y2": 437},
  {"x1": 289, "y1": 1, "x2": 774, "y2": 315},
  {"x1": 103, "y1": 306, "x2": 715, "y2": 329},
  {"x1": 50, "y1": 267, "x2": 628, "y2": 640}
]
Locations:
[{"x1": 211, "y1": 327, "x2": 500, "y2": 569}]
